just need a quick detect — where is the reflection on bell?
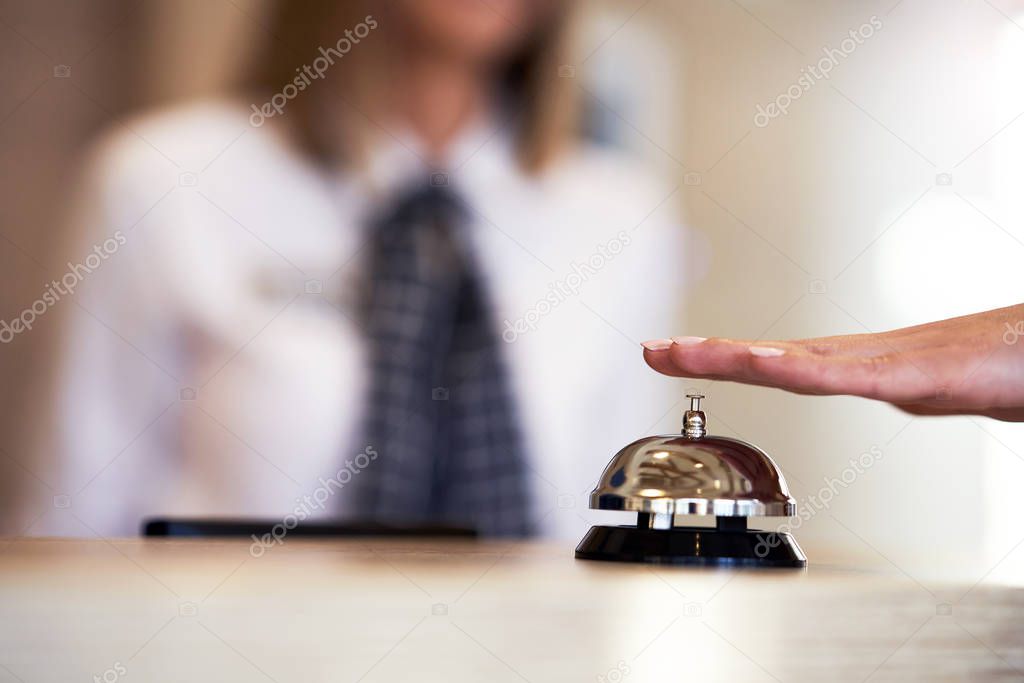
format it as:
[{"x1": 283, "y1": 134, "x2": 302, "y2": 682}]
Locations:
[{"x1": 575, "y1": 394, "x2": 807, "y2": 568}]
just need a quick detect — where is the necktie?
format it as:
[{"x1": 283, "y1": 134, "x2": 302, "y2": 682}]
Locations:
[{"x1": 354, "y1": 183, "x2": 533, "y2": 537}]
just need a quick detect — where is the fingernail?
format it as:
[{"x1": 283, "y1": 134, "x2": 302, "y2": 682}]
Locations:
[
  {"x1": 671, "y1": 336, "x2": 707, "y2": 346},
  {"x1": 749, "y1": 346, "x2": 785, "y2": 357},
  {"x1": 641, "y1": 339, "x2": 674, "y2": 351}
]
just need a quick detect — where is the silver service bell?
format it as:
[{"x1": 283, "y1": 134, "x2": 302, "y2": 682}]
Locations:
[{"x1": 574, "y1": 395, "x2": 807, "y2": 567}]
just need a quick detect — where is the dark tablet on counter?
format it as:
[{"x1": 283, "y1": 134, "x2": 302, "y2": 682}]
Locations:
[{"x1": 142, "y1": 517, "x2": 477, "y2": 538}]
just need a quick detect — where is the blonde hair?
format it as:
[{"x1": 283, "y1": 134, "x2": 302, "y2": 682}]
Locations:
[{"x1": 246, "y1": 0, "x2": 577, "y2": 174}]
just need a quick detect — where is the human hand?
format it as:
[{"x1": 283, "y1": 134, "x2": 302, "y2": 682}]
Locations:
[{"x1": 642, "y1": 304, "x2": 1024, "y2": 421}]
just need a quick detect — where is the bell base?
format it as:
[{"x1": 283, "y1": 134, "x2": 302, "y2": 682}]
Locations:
[{"x1": 574, "y1": 524, "x2": 807, "y2": 568}]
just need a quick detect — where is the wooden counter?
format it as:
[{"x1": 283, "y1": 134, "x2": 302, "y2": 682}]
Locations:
[{"x1": 0, "y1": 537, "x2": 1021, "y2": 682}]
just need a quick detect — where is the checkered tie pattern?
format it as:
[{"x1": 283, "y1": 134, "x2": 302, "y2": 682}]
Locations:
[{"x1": 354, "y1": 183, "x2": 534, "y2": 537}]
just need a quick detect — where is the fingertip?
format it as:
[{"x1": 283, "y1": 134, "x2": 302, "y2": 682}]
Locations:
[
  {"x1": 643, "y1": 345, "x2": 689, "y2": 377},
  {"x1": 641, "y1": 339, "x2": 674, "y2": 352}
]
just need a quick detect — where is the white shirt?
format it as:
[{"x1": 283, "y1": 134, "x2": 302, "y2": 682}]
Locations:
[{"x1": 32, "y1": 98, "x2": 688, "y2": 540}]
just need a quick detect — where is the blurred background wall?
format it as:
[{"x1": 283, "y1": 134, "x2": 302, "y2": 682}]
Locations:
[
  {"x1": 1, "y1": 0, "x2": 1023, "y2": 583},
  {"x1": 0, "y1": 0, "x2": 138, "y2": 516}
]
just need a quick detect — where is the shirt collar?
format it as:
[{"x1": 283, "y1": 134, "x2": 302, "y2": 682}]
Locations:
[{"x1": 358, "y1": 110, "x2": 519, "y2": 201}]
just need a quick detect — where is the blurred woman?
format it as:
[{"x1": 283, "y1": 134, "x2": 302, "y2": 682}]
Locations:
[{"x1": 32, "y1": 0, "x2": 683, "y2": 538}]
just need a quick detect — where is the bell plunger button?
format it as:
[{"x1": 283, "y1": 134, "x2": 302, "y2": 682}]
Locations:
[{"x1": 682, "y1": 393, "x2": 707, "y2": 439}]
